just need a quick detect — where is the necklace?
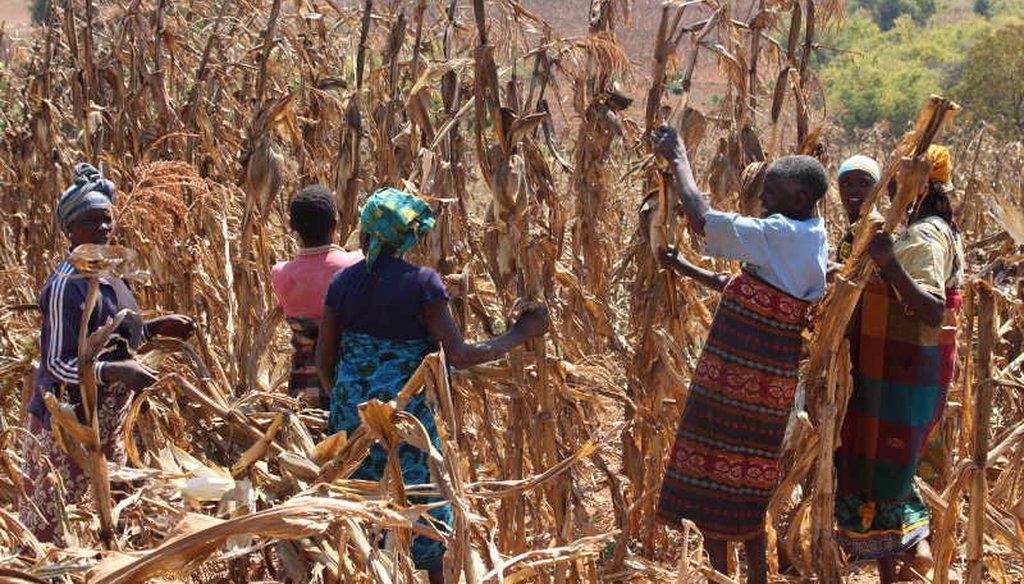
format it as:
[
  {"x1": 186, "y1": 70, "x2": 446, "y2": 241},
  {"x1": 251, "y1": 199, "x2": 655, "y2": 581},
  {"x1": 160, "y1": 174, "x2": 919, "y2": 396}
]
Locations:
[{"x1": 297, "y1": 244, "x2": 341, "y2": 256}]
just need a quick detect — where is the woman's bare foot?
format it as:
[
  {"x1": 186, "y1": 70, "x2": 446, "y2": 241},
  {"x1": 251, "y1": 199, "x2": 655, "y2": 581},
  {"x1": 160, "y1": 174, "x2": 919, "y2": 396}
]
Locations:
[
  {"x1": 744, "y1": 533, "x2": 768, "y2": 584},
  {"x1": 878, "y1": 557, "x2": 899, "y2": 584},
  {"x1": 427, "y1": 568, "x2": 445, "y2": 584},
  {"x1": 897, "y1": 540, "x2": 934, "y2": 581}
]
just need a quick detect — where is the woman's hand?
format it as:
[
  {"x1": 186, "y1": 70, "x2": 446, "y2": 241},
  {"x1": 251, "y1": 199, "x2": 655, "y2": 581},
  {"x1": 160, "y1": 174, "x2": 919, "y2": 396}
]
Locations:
[
  {"x1": 826, "y1": 261, "x2": 844, "y2": 283},
  {"x1": 652, "y1": 125, "x2": 684, "y2": 163},
  {"x1": 867, "y1": 231, "x2": 896, "y2": 270},
  {"x1": 102, "y1": 361, "x2": 158, "y2": 392},
  {"x1": 512, "y1": 306, "x2": 550, "y2": 339},
  {"x1": 146, "y1": 315, "x2": 196, "y2": 340},
  {"x1": 657, "y1": 246, "x2": 681, "y2": 271}
]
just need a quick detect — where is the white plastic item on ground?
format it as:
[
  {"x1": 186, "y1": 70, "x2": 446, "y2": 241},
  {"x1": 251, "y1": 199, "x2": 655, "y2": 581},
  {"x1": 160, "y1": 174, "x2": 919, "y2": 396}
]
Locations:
[{"x1": 180, "y1": 476, "x2": 236, "y2": 501}]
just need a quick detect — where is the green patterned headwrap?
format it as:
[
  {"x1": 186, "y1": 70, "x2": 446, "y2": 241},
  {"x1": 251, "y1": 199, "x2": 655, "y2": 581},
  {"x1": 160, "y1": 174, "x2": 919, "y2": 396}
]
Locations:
[{"x1": 359, "y1": 188, "x2": 436, "y2": 269}]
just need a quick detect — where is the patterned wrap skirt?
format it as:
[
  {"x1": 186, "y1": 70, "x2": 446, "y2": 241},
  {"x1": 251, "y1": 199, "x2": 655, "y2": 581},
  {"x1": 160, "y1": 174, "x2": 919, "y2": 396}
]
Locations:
[
  {"x1": 835, "y1": 280, "x2": 961, "y2": 559},
  {"x1": 287, "y1": 316, "x2": 328, "y2": 409},
  {"x1": 657, "y1": 272, "x2": 811, "y2": 540},
  {"x1": 327, "y1": 330, "x2": 452, "y2": 571},
  {"x1": 19, "y1": 383, "x2": 133, "y2": 544}
]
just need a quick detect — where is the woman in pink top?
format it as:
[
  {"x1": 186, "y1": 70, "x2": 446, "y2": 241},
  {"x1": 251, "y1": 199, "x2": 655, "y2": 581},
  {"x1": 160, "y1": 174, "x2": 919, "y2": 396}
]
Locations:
[{"x1": 271, "y1": 185, "x2": 362, "y2": 408}]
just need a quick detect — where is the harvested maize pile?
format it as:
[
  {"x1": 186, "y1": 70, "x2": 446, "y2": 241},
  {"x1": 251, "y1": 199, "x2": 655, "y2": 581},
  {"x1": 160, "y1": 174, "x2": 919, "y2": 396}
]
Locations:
[{"x1": 0, "y1": 0, "x2": 1020, "y2": 582}]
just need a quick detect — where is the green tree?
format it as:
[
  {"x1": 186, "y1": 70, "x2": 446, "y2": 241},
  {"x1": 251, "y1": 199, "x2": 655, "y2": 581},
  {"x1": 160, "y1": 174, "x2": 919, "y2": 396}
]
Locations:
[
  {"x1": 818, "y1": 13, "x2": 990, "y2": 133},
  {"x1": 990, "y1": 0, "x2": 1024, "y2": 15},
  {"x1": 849, "y1": 0, "x2": 937, "y2": 30},
  {"x1": 29, "y1": 0, "x2": 50, "y2": 25},
  {"x1": 953, "y1": 24, "x2": 1024, "y2": 139}
]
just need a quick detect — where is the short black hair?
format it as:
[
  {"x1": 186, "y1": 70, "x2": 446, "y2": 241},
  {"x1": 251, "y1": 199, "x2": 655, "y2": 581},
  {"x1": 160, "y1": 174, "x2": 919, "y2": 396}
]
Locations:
[
  {"x1": 768, "y1": 155, "x2": 829, "y2": 205},
  {"x1": 289, "y1": 184, "x2": 338, "y2": 241}
]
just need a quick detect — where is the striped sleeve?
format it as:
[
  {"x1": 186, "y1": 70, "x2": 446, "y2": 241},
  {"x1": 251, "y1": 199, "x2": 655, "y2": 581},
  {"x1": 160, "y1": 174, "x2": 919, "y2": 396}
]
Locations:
[{"x1": 43, "y1": 263, "x2": 105, "y2": 385}]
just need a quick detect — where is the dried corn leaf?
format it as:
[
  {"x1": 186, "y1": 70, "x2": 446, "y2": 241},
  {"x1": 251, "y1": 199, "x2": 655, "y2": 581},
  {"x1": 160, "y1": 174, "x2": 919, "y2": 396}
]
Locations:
[{"x1": 88, "y1": 498, "x2": 412, "y2": 583}]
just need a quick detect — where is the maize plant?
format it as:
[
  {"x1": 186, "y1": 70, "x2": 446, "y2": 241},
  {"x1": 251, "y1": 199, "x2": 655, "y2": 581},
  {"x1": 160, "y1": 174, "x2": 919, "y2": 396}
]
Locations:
[{"x1": 0, "y1": 1, "x2": 1021, "y2": 583}]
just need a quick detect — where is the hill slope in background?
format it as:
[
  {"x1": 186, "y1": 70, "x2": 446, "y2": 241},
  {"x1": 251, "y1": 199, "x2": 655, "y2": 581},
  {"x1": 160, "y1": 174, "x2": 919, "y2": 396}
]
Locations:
[
  {"x1": 522, "y1": 0, "x2": 757, "y2": 62},
  {"x1": 3, "y1": 1, "x2": 752, "y2": 108},
  {"x1": 0, "y1": 1, "x2": 30, "y2": 26},
  {"x1": 521, "y1": 0, "x2": 759, "y2": 110}
]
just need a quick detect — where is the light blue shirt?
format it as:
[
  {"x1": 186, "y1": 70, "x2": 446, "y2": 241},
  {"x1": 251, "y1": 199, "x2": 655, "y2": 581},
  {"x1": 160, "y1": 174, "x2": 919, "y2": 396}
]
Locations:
[{"x1": 703, "y1": 210, "x2": 828, "y2": 301}]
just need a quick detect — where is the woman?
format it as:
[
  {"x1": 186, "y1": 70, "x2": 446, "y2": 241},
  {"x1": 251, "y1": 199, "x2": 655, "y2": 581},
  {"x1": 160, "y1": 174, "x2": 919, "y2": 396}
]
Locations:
[
  {"x1": 836, "y1": 154, "x2": 882, "y2": 263},
  {"x1": 271, "y1": 184, "x2": 361, "y2": 409},
  {"x1": 20, "y1": 163, "x2": 195, "y2": 544},
  {"x1": 316, "y1": 188, "x2": 549, "y2": 584},
  {"x1": 836, "y1": 145, "x2": 963, "y2": 581},
  {"x1": 652, "y1": 126, "x2": 829, "y2": 584}
]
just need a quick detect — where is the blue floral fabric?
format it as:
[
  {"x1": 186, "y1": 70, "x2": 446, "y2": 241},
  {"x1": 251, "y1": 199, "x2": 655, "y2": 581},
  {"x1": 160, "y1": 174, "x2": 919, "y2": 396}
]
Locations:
[
  {"x1": 359, "y1": 188, "x2": 436, "y2": 270},
  {"x1": 327, "y1": 330, "x2": 451, "y2": 570}
]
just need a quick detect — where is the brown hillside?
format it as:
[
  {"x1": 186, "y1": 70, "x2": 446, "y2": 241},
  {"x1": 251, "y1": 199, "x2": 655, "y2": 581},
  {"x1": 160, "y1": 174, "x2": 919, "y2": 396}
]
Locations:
[
  {"x1": 522, "y1": 0, "x2": 760, "y2": 103},
  {"x1": 0, "y1": 1, "x2": 30, "y2": 26}
]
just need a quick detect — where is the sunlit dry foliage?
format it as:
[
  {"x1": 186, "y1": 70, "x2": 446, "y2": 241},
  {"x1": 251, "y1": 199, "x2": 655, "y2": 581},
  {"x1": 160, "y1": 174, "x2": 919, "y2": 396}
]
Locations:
[{"x1": 0, "y1": 0, "x2": 1021, "y2": 582}]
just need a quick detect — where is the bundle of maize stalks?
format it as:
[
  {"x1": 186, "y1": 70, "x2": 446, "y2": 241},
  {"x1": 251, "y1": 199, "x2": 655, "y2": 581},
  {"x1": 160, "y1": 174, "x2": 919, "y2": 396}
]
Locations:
[{"x1": 0, "y1": 0, "x2": 1021, "y2": 582}]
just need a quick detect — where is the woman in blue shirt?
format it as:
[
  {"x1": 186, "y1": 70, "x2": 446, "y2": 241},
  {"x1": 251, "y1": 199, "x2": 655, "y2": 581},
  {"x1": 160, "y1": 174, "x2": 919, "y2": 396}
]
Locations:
[{"x1": 652, "y1": 126, "x2": 828, "y2": 584}]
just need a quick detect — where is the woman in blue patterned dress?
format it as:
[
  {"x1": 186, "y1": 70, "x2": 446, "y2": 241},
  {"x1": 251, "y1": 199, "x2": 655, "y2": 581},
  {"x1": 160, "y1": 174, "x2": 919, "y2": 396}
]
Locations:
[{"x1": 316, "y1": 188, "x2": 549, "y2": 584}]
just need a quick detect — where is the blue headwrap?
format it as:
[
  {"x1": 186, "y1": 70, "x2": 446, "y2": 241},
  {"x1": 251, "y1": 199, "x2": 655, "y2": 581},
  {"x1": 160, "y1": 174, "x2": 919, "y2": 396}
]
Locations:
[
  {"x1": 359, "y1": 188, "x2": 436, "y2": 270},
  {"x1": 56, "y1": 163, "x2": 117, "y2": 232}
]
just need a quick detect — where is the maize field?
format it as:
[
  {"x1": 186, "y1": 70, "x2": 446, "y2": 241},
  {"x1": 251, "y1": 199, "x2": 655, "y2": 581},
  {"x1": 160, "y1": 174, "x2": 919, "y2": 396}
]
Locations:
[{"x1": 0, "y1": 0, "x2": 1021, "y2": 582}]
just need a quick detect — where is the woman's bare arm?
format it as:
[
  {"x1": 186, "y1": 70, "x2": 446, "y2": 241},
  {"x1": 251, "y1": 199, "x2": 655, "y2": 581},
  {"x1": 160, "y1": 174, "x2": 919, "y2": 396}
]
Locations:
[
  {"x1": 654, "y1": 126, "x2": 710, "y2": 237},
  {"x1": 666, "y1": 254, "x2": 729, "y2": 291},
  {"x1": 869, "y1": 232, "x2": 946, "y2": 327},
  {"x1": 423, "y1": 300, "x2": 548, "y2": 370},
  {"x1": 315, "y1": 305, "x2": 342, "y2": 391},
  {"x1": 657, "y1": 246, "x2": 728, "y2": 291},
  {"x1": 878, "y1": 258, "x2": 946, "y2": 327}
]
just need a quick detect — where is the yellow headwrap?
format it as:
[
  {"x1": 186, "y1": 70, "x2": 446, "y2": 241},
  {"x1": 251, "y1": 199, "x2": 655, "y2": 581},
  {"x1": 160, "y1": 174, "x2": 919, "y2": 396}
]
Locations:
[{"x1": 925, "y1": 145, "x2": 953, "y2": 184}]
